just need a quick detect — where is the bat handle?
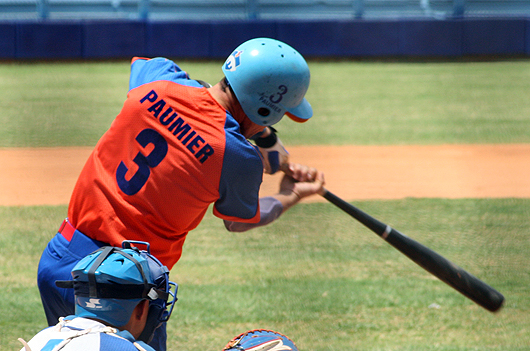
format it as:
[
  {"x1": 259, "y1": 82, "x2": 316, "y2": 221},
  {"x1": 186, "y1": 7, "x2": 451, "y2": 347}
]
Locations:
[{"x1": 322, "y1": 188, "x2": 387, "y2": 234}]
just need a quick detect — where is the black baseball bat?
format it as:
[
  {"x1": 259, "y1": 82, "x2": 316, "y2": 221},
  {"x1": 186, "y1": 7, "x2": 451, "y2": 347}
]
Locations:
[{"x1": 321, "y1": 188, "x2": 504, "y2": 312}]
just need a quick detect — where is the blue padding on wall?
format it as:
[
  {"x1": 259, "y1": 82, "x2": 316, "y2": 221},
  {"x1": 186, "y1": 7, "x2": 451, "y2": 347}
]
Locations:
[
  {"x1": 146, "y1": 21, "x2": 211, "y2": 57},
  {"x1": 400, "y1": 20, "x2": 463, "y2": 57},
  {"x1": 83, "y1": 21, "x2": 147, "y2": 58},
  {"x1": 276, "y1": 21, "x2": 341, "y2": 57},
  {"x1": 462, "y1": 18, "x2": 526, "y2": 55},
  {"x1": 0, "y1": 23, "x2": 16, "y2": 58},
  {"x1": 526, "y1": 20, "x2": 530, "y2": 55},
  {"x1": 335, "y1": 20, "x2": 401, "y2": 56},
  {"x1": 208, "y1": 20, "x2": 278, "y2": 58},
  {"x1": 16, "y1": 22, "x2": 83, "y2": 59},
  {"x1": 4, "y1": 18, "x2": 530, "y2": 60}
]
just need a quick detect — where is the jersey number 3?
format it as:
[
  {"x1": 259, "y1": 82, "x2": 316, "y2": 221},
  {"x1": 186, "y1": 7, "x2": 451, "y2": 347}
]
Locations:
[{"x1": 116, "y1": 128, "x2": 168, "y2": 195}]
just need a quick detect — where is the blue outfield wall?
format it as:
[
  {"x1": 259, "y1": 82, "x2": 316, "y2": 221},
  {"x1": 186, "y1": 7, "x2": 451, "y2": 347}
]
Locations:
[{"x1": 1, "y1": 18, "x2": 529, "y2": 60}]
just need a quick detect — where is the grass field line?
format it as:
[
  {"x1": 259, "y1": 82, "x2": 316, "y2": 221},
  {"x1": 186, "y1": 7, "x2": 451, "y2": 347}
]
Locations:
[{"x1": 1, "y1": 143, "x2": 528, "y2": 206}]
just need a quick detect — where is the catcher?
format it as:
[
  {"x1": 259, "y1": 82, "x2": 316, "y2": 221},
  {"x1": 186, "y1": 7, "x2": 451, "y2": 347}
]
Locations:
[
  {"x1": 20, "y1": 241, "x2": 177, "y2": 351},
  {"x1": 23, "y1": 241, "x2": 297, "y2": 351}
]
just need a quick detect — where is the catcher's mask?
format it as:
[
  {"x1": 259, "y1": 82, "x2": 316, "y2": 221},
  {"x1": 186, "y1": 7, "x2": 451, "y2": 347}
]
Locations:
[{"x1": 56, "y1": 240, "x2": 177, "y2": 343}]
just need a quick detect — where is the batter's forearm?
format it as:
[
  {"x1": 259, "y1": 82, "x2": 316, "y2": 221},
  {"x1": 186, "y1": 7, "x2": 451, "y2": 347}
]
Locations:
[{"x1": 224, "y1": 197, "x2": 283, "y2": 232}]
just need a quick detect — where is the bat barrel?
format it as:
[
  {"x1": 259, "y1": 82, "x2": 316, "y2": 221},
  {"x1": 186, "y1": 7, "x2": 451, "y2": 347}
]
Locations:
[{"x1": 385, "y1": 227, "x2": 505, "y2": 312}]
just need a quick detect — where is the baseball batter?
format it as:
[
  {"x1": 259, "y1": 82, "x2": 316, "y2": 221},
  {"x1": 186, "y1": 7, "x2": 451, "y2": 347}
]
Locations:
[{"x1": 37, "y1": 37, "x2": 324, "y2": 350}]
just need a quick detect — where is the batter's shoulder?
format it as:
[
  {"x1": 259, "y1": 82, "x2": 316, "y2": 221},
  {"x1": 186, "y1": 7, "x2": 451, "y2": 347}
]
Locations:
[{"x1": 129, "y1": 57, "x2": 191, "y2": 91}]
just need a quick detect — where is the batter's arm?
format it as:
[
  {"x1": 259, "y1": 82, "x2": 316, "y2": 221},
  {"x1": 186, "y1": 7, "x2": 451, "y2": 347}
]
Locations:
[
  {"x1": 224, "y1": 163, "x2": 325, "y2": 232},
  {"x1": 224, "y1": 197, "x2": 283, "y2": 232}
]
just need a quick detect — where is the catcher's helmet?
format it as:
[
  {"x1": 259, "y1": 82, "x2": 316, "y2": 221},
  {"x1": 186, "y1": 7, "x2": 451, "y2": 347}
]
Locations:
[
  {"x1": 223, "y1": 329, "x2": 298, "y2": 351},
  {"x1": 222, "y1": 37, "x2": 312, "y2": 127},
  {"x1": 56, "y1": 241, "x2": 177, "y2": 343}
]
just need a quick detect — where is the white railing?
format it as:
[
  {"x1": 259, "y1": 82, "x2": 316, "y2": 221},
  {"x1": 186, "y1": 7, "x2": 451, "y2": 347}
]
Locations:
[{"x1": 1, "y1": 0, "x2": 530, "y2": 20}]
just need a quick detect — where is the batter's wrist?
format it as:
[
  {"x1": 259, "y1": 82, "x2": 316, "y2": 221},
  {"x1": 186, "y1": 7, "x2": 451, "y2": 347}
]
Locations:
[{"x1": 254, "y1": 127, "x2": 278, "y2": 148}]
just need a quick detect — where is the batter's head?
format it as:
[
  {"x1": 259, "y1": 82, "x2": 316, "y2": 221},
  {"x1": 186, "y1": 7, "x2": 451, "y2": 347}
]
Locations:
[
  {"x1": 222, "y1": 37, "x2": 312, "y2": 126},
  {"x1": 56, "y1": 241, "x2": 177, "y2": 343}
]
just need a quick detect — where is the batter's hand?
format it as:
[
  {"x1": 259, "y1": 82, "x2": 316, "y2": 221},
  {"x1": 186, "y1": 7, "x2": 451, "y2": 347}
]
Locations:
[{"x1": 280, "y1": 163, "x2": 326, "y2": 199}]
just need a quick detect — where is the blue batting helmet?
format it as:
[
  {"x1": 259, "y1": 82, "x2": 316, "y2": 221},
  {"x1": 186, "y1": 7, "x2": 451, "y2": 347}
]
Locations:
[{"x1": 222, "y1": 37, "x2": 312, "y2": 126}]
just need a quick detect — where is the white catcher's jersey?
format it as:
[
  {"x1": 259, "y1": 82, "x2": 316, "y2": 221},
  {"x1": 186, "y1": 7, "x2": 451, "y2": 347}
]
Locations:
[{"x1": 18, "y1": 316, "x2": 154, "y2": 351}]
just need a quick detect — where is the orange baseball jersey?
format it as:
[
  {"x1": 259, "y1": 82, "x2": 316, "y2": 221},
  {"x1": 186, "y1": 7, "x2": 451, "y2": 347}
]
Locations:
[{"x1": 68, "y1": 57, "x2": 263, "y2": 269}]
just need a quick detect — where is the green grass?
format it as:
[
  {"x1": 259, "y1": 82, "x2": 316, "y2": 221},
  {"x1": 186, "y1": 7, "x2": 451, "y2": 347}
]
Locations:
[
  {"x1": 283, "y1": 60, "x2": 530, "y2": 145},
  {"x1": 0, "y1": 199, "x2": 528, "y2": 350},
  {"x1": 1, "y1": 59, "x2": 529, "y2": 146}
]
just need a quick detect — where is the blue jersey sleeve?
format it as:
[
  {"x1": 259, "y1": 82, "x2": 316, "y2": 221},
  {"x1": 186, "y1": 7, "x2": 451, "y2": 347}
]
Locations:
[
  {"x1": 215, "y1": 115, "x2": 263, "y2": 221},
  {"x1": 129, "y1": 57, "x2": 204, "y2": 91}
]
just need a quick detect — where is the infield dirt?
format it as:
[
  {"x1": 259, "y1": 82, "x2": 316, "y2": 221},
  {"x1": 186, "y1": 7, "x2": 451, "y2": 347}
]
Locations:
[{"x1": 1, "y1": 144, "x2": 528, "y2": 206}]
